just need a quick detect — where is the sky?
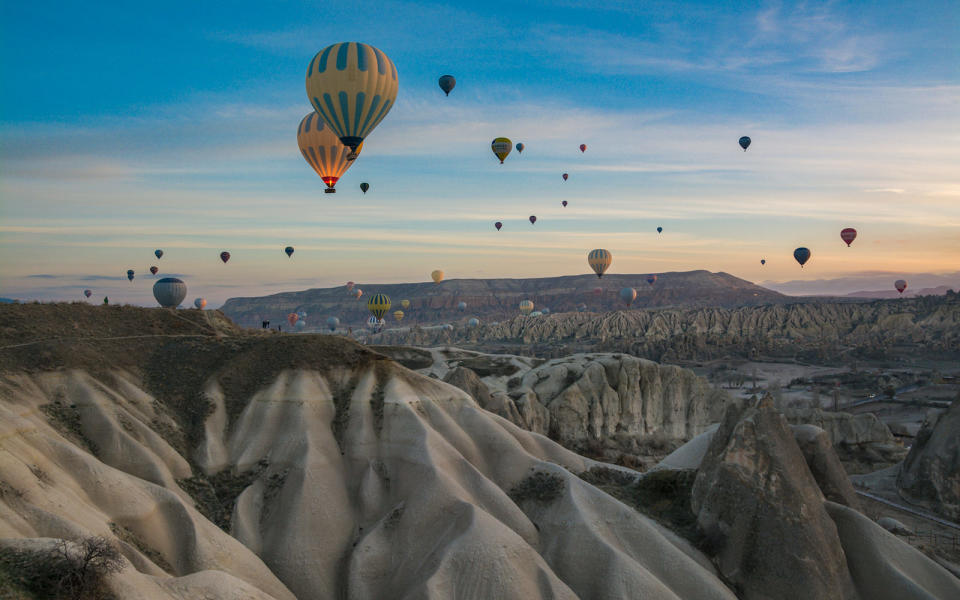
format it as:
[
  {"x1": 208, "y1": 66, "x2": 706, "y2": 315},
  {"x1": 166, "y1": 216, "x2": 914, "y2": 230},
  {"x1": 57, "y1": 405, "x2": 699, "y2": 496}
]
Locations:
[{"x1": 1, "y1": 0, "x2": 958, "y2": 306}]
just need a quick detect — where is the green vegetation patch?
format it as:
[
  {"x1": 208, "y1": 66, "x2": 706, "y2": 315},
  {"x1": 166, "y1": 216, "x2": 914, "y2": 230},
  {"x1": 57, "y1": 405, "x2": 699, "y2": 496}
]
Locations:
[
  {"x1": 177, "y1": 461, "x2": 267, "y2": 532},
  {"x1": 0, "y1": 537, "x2": 123, "y2": 600},
  {"x1": 509, "y1": 472, "x2": 565, "y2": 504},
  {"x1": 40, "y1": 401, "x2": 99, "y2": 457}
]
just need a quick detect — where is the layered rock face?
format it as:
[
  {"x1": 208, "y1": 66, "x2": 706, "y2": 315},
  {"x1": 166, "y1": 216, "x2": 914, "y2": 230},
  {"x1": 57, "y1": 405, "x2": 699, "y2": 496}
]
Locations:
[
  {"x1": 375, "y1": 293, "x2": 960, "y2": 361},
  {"x1": 897, "y1": 399, "x2": 960, "y2": 520},
  {"x1": 785, "y1": 408, "x2": 907, "y2": 471}
]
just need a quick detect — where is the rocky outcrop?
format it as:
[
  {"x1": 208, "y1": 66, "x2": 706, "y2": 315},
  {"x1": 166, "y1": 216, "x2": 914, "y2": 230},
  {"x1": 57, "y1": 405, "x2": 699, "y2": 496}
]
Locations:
[
  {"x1": 785, "y1": 408, "x2": 907, "y2": 471},
  {"x1": 792, "y1": 424, "x2": 861, "y2": 509},
  {"x1": 691, "y1": 398, "x2": 859, "y2": 600},
  {"x1": 897, "y1": 399, "x2": 960, "y2": 520}
]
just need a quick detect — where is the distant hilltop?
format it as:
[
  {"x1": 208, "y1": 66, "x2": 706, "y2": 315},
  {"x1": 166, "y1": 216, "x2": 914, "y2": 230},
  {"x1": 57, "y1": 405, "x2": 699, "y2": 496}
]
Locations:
[{"x1": 220, "y1": 270, "x2": 789, "y2": 328}]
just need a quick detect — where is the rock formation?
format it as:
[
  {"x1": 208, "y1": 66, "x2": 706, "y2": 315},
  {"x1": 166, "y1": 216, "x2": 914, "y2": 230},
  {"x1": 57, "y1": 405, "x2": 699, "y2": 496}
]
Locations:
[
  {"x1": 897, "y1": 398, "x2": 960, "y2": 520},
  {"x1": 785, "y1": 408, "x2": 907, "y2": 471}
]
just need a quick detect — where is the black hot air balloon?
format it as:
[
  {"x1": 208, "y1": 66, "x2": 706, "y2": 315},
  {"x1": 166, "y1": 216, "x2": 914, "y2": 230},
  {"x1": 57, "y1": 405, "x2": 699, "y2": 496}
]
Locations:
[
  {"x1": 83, "y1": 289, "x2": 92, "y2": 298},
  {"x1": 562, "y1": 200, "x2": 568, "y2": 207},
  {"x1": 220, "y1": 251, "x2": 231, "y2": 263},
  {"x1": 154, "y1": 249, "x2": 163, "y2": 259},
  {"x1": 285, "y1": 246, "x2": 294, "y2": 257},
  {"x1": 126, "y1": 269, "x2": 135, "y2": 281},
  {"x1": 529, "y1": 216, "x2": 537, "y2": 224},
  {"x1": 761, "y1": 259, "x2": 766, "y2": 265},
  {"x1": 793, "y1": 247, "x2": 811, "y2": 267},
  {"x1": 657, "y1": 226, "x2": 663, "y2": 234},
  {"x1": 739, "y1": 136, "x2": 751, "y2": 151},
  {"x1": 360, "y1": 182, "x2": 369, "y2": 194},
  {"x1": 438, "y1": 75, "x2": 456, "y2": 96},
  {"x1": 150, "y1": 266, "x2": 158, "y2": 275},
  {"x1": 495, "y1": 221, "x2": 502, "y2": 231}
]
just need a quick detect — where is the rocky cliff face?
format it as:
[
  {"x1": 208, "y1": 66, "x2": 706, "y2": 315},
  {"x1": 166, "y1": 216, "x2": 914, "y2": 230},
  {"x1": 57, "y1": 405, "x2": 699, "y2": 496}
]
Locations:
[
  {"x1": 220, "y1": 270, "x2": 789, "y2": 328},
  {"x1": 374, "y1": 293, "x2": 960, "y2": 362},
  {"x1": 897, "y1": 399, "x2": 960, "y2": 520}
]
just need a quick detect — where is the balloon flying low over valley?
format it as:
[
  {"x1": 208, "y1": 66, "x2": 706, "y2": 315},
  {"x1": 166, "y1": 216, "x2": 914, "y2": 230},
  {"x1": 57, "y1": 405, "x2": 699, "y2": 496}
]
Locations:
[{"x1": 1, "y1": 1, "x2": 958, "y2": 306}]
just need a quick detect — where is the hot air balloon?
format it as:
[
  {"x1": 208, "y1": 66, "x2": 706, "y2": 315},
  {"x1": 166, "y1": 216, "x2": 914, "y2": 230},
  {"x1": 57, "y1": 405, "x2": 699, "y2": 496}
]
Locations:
[
  {"x1": 194, "y1": 298, "x2": 207, "y2": 309},
  {"x1": 354, "y1": 288, "x2": 363, "y2": 299},
  {"x1": 154, "y1": 249, "x2": 163, "y2": 259},
  {"x1": 541, "y1": 308, "x2": 550, "y2": 315},
  {"x1": 126, "y1": 269, "x2": 135, "y2": 281},
  {"x1": 360, "y1": 182, "x2": 369, "y2": 194},
  {"x1": 438, "y1": 74, "x2": 455, "y2": 96},
  {"x1": 587, "y1": 249, "x2": 612, "y2": 278},
  {"x1": 150, "y1": 266, "x2": 158, "y2": 275},
  {"x1": 656, "y1": 226, "x2": 662, "y2": 234},
  {"x1": 620, "y1": 287, "x2": 637, "y2": 307},
  {"x1": 287, "y1": 313, "x2": 299, "y2": 327},
  {"x1": 220, "y1": 251, "x2": 230, "y2": 263},
  {"x1": 739, "y1": 136, "x2": 751, "y2": 151},
  {"x1": 579, "y1": 144, "x2": 586, "y2": 153},
  {"x1": 467, "y1": 317, "x2": 479, "y2": 328},
  {"x1": 367, "y1": 316, "x2": 383, "y2": 331},
  {"x1": 306, "y1": 42, "x2": 398, "y2": 158},
  {"x1": 495, "y1": 221, "x2": 502, "y2": 231},
  {"x1": 346, "y1": 281, "x2": 355, "y2": 291},
  {"x1": 577, "y1": 304, "x2": 587, "y2": 312},
  {"x1": 840, "y1": 228, "x2": 857, "y2": 247},
  {"x1": 515, "y1": 142, "x2": 524, "y2": 153},
  {"x1": 529, "y1": 215, "x2": 537, "y2": 225},
  {"x1": 297, "y1": 112, "x2": 362, "y2": 193},
  {"x1": 761, "y1": 259, "x2": 766, "y2": 265},
  {"x1": 401, "y1": 299, "x2": 410, "y2": 309},
  {"x1": 367, "y1": 293, "x2": 391, "y2": 319},
  {"x1": 529, "y1": 311, "x2": 543, "y2": 317},
  {"x1": 491, "y1": 138, "x2": 512, "y2": 163},
  {"x1": 431, "y1": 270, "x2": 444, "y2": 284},
  {"x1": 393, "y1": 310, "x2": 404, "y2": 322},
  {"x1": 326, "y1": 316, "x2": 340, "y2": 331},
  {"x1": 295, "y1": 320, "x2": 306, "y2": 330},
  {"x1": 794, "y1": 247, "x2": 811, "y2": 267},
  {"x1": 562, "y1": 200, "x2": 567, "y2": 207},
  {"x1": 153, "y1": 278, "x2": 187, "y2": 308},
  {"x1": 284, "y1": 246, "x2": 294, "y2": 257},
  {"x1": 457, "y1": 301, "x2": 467, "y2": 312},
  {"x1": 83, "y1": 289, "x2": 92, "y2": 298},
  {"x1": 298, "y1": 310, "x2": 308, "y2": 319},
  {"x1": 562, "y1": 173, "x2": 568, "y2": 181},
  {"x1": 519, "y1": 300, "x2": 534, "y2": 315},
  {"x1": 895, "y1": 280, "x2": 907, "y2": 294},
  {"x1": 592, "y1": 287, "x2": 603, "y2": 297},
  {"x1": 646, "y1": 274, "x2": 657, "y2": 286}
]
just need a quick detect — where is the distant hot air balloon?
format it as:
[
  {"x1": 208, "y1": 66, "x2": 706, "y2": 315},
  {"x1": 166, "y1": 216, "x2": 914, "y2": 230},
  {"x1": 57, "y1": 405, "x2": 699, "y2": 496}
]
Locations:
[
  {"x1": 457, "y1": 301, "x2": 467, "y2": 312},
  {"x1": 297, "y1": 112, "x2": 362, "y2": 193},
  {"x1": 739, "y1": 136, "x2": 751, "y2": 151},
  {"x1": 393, "y1": 310, "x2": 404, "y2": 322},
  {"x1": 562, "y1": 173, "x2": 568, "y2": 181},
  {"x1": 298, "y1": 310, "x2": 308, "y2": 319},
  {"x1": 150, "y1": 266, "x2": 158, "y2": 275},
  {"x1": 579, "y1": 144, "x2": 586, "y2": 153},
  {"x1": 895, "y1": 280, "x2": 907, "y2": 294},
  {"x1": 287, "y1": 313, "x2": 299, "y2": 327},
  {"x1": 562, "y1": 200, "x2": 567, "y2": 207},
  {"x1": 519, "y1": 300, "x2": 534, "y2": 315},
  {"x1": 592, "y1": 287, "x2": 603, "y2": 297},
  {"x1": 154, "y1": 249, "x2": 163, "y2": 259},
  {"x1": 354, "y1": 288, "x2": 363, "y2": 299},
  {"x1": 515, "y1": 142, "x2": 524, "y2": 153},
  {"x1": 326, "y1": 316, "x2": 340, "y2": 331},
  {"x1": 306, "y1": 42, "x2": 398, "y2": 158},
  {"x1": 646, "y1": 274, "x2": 657, "y2": 286},
  {"x1": 620, "y1": 287, "x2": 637, "y2": 307},
  {"x1": 529, "y1": 215, "x2": 537, "y2": 224},
  {"x1": 194, "y1": 298, "x2": 207, "y2": 309},
  {"x1": 761, "y1": 259, "x2": 766, "y2": 265},
  {"x1": 127, "y1": 269, "x2": 135, "y2": 281},
  {"x1": 83, "y1": 289, "x2": 92, "y2": 298},
  {"x1": 220, "y1": 251, "x2": 230, "y2": 263},
  {"x1": 295, "y1": 320, "x2": 306, "y2": 330},
  {"x1": 657, "y1": 226, "x2": 663, "y2": 234},
  {"x1": 587, "y1": 249, "x2": 612, "y2": 278},
  {"x1": 438, "y1": 74, "x2": 455, "y2": 96},
  {"x1": 153, "y1": 278, "x2": 187, "y2": 308},
  {"x1": 360, "y1": 182, "x2": 369, "y2": 194},
  {"x1": 491, "y1": 138, "x2": 512, "y2": 164},
  {"x1": 793, "y1": 247, "x2": 811, "y2": 267},
  {"x1": 367, "y1": 316, "x2": 382, "y2": 331},
  {"x1": 495, "y1": 221, "x2": 502, "y2": 231},
  {"x1": 431, "y1": 270, "x2": 444, "y2": 283},
  {"x1": 401, "y1": 299, "x2": 410, "y2": 309},
  {"x1": 577, "y1": 304, "x2": 587, "y2": 312},
  {"x1": 367, "y1": 293, "x2": 391, "y2": 319},
  {"x1": 346, "y1": 281, "x2": 355, "y2": 292},
  {"x1": 541, "y1": 308, "x2": 550, "y2": 315},
  {"x1": 467, "y1": 317, "x2": 480, "y2": 328},
  {"x1": 285, "y1": 246, "x2": 294, "y2": 257},
  {"x1": 529, "y1": 311, "x2": 543, "y2": 317},
  {"x1": 840, "y1": 228, "x2": 857, "y2": 247}
]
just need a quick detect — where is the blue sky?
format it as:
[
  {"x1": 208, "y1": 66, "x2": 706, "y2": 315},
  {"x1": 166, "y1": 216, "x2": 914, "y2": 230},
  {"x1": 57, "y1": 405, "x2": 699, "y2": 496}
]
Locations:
[{"x1": 1, "y1": 0, "x2": 958, "y2": 306}]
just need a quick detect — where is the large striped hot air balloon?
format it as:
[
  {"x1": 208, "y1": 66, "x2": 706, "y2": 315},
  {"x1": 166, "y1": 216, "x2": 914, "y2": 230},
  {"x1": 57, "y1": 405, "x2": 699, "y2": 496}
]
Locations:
[
  {"x1": 519, "y1": 300, "x2": 534, "y2": 315},
  {"x1": 491, "y1": 138, "x2": 512, "y2": 163},
  {"x1": 367, "y1": 293, "x2": 391, "y2": 319},
  {"x1": 305, "y1": 42, "x2": 398, "y2": 157},
  {"x1": 297, "y1": 112, "x2": 362, "y2": 193},
  {"x1": 587, "y1": 249, "x2": 612, "y2": 278}
]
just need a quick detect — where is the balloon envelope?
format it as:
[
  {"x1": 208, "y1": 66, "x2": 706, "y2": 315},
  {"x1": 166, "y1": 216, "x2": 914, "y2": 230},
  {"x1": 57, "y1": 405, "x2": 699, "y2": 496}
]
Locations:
[
  {"x1": 354, "y1": 288, "x2": 363, "y2": 299},
  {"x1": 761, "y1": 259, "x2": 766, "y2": 265},
  {"x1": 367, "y1": 293, "x2": 392, "y2": 319},
  {"x1": 840, "y1": 228, "x2": 857, "y2": 247},
  {"x1": 587, "y1": 249, "x2": 612, "y2": 278},
  {"x1": 287, "y1": 313, "x2": 299, "y2": 327},
  {"x1": 646, "y1": 274, "x2": 657, "y2": 286},
  {"x1": 562, "y1": 173, "x2": 568, "y2": 181},
  {"x1": 457, "y1": 301, "x2": 467, "y2": 312},
  {"x1": 438, "y1": 74, "x2": 455, "y2": 95},
  {"x1": 491, "y1": 138, "x2": 512, "y2": 163},
  {"x1": 515, "y1": 142, "x2": 524, "y2": 153},
  {"x1": 393, "y1": 310, "x2": 404, "y2": 322},
  {"x1": 220, "y1": 251, "x2": 230, "y2": 263},
  {"x1": 297, "y1": 112, "x2": 361, "y2": 192},
  {"x1": 519, "y1": 300, "x2": 534, "y2": 315},
  {"x1": 895, "y1": 279, "x2": 907, "y2": 293},
  {"x1": 153, "y1": 278, "x2": 187, "y2": 308},
  {"x1": 154, "y1": 249, "x2": 163, "y2": 259},
  {"x1": 285, "y1": 246, "x2": 294, "y2": 257},
  {"x1": 562, "y1": 200, "x2": 567, "y2": 207},
  {"x1": 401, "y1": 299, "x2": 410, "y2": 309},
  {"x1": 467, "y1": 317, "x2": 479, "y2": 327},
  {"x1": 579, "y1": 144, "x2": 586, "y2": 153},
  {"x1": 84, "y1": 289, "x2": 92, "y2": 298},
  {"x1": 346, "y1": 281, "x2": 355, "y2": 291},
  {"x1": 295, "y1": 320, "x2": 306, "y2": 330},
  {"x1": 495, "y1": 221, "x2": 502, "y2": 230},
  {"x1": 126, "y1": 269, "x2": 135, "y2": 281},
  {"x1": 150, "y1": 266, "x2": 158, "y2": 275},
  {"x1": 326, "y1": 316, "x2": 340, "y2": 331},
  {"x1": 793, "y1": 247, "x2": 811, "y2": 267},
  {"x1": 360, "y1": 182, "x2": 369, "y2": 194},
  {"x1": 620, "y1": 287, "x2": 637, "y2": 307},
  {"x1": 739, "y1": 136, "x2": 751, "y2": 151},
  {"x1": 657, "y1": 226, "x2": 662, "y2": 234},
  {"x1": 431, "y1": 270, "x2": 444, "y2": 283},
  {"x1": 306, "y1": 42, "x2": 398, "y2": 153},
  {"x1": 529, "y1": 215, "x2": 536, "y2": 224},
  {"x1": 194, "y1": 297, "x2": 207, "y2": 309}
]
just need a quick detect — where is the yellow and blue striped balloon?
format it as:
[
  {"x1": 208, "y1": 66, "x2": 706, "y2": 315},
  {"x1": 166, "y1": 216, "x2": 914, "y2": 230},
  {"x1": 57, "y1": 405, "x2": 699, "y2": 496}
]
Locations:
[
  {"x1": 306, "y1": 42, "x2": 399, "y2": 154},
  {"x1": 297, "y1": 112, "x2": 361, "y2": 193},
  {"x1": 587, "y1": 249, "x2": 612, "y2": 278},
  {"x1": 367, "y1": 293, "x2": 392, "y2": 319},
  {"x1": 519, "y1": 300, "x2": 534, "y2": 315}
]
